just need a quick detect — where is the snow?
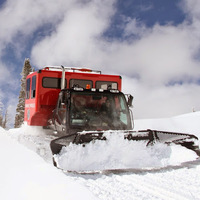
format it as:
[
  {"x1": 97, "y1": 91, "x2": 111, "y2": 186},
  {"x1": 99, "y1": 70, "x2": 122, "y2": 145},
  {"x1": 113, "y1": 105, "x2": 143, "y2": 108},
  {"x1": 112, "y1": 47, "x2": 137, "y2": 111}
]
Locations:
[
  {"x1": 1, "y1": 112, "x2": 200, "y2": 200},
  {"x1": 0, "y1": 127, "x2": 98, "y2": 200},
  {"x1": 134, "y1": 111, "x2": 200, "y2": 135},
  {"x1": 55, "y1": 134, "x2": 197, "y2": 171}
]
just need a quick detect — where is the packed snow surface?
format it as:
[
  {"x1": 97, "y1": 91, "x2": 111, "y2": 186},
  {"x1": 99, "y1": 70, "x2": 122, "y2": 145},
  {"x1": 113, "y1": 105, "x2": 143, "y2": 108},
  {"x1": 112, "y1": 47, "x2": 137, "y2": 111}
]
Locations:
[{"x1": 1, "y1": 111, "x2": 200, "y2": 200}]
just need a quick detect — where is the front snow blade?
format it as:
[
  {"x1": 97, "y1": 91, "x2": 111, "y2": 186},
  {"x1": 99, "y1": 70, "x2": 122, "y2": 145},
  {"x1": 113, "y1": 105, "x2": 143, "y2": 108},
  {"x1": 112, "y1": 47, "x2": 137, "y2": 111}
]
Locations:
[
  {"x1": 125, "y1": 129, "x2": 200, "y2": 156},
  {"x1": 50, "y1": 132, "x2": 106, "y2": 155},
  {"x1": 50, "y1": 129, "x2": 200, "y2": 165}
]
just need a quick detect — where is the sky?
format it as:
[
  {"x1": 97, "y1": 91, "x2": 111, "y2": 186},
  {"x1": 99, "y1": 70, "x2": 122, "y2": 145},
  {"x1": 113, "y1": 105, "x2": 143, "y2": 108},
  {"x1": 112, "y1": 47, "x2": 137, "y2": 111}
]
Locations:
[{"x1": 0, "y1": 0, "x2": 200, "y2": 126}]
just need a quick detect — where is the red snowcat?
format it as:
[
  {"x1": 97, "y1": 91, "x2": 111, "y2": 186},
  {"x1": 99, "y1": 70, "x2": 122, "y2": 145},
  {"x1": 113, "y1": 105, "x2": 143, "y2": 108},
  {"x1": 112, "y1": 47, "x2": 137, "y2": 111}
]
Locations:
[{"x1": 24, "y1": 66, "x2": 200, "y2": 167}]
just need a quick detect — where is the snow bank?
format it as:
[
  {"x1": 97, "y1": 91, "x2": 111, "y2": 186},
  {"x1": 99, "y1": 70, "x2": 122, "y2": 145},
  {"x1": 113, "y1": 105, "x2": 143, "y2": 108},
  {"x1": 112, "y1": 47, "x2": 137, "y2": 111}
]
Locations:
[
  {"x1": 0, "y1": 128, "x2": 97, "y2": 200},
  {"x1": 134, "y1": 111, "x2": 200, "y2": 137},
  {"x1": 1, "y1": 112, "x2": 200, "y2": 199}
]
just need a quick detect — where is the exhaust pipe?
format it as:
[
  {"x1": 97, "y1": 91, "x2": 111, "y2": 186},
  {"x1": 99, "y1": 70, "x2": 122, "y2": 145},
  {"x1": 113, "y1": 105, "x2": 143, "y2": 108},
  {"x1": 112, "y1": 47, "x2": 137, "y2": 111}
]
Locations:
[{"x1": 61, "y1": 65, "x2": 65, "y2": 90}]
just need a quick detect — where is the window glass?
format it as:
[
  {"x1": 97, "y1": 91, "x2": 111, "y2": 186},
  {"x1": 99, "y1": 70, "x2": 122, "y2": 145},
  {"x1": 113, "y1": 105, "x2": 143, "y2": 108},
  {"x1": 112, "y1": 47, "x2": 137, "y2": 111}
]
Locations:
[
  {"x1": 42, "y1": 77, "x2": 66, "y2": 89},
  {"x1": 96, "y1": 81, "x2": 118, "y2": 90},
  {"x1": 118, "y1": 96, "x2": 128, "y2": 125},
  {"x1": 70, "y1": 79, "x2": 92, "y2": 89},
  {"x1": 31, "y1": 75, "x2": 36, "y2": 98},
  {"x1": 69, "y1": 91, "x2": 130, "y2": 130},
  {"x1": 26, "y1": 78, "x2": 31, "y2": 99}
]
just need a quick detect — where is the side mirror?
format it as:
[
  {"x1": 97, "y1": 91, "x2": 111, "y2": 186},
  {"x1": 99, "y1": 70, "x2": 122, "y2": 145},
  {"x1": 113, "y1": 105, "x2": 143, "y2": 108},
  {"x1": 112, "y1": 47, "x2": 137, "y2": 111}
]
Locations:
[{"x1": 127, "y1": 95, "x2": 133, "y2": 107}]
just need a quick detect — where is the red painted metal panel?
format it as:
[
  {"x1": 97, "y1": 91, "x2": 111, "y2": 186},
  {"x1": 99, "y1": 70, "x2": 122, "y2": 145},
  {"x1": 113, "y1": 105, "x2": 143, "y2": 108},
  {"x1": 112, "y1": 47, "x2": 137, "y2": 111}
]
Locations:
[{"x1": 24, "y1": 67, "x2": 122, "y2": 126}]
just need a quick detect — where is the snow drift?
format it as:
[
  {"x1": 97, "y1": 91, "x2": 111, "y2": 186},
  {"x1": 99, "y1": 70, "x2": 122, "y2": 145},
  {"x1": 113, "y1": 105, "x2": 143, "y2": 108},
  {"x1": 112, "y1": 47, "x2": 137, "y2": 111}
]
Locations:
[
  {"x1": 0, "y1": 127, "x2": 97, "y2": 200},
  {"x1": 1, "y1": 111, "x2": 200, "y2": 200}
]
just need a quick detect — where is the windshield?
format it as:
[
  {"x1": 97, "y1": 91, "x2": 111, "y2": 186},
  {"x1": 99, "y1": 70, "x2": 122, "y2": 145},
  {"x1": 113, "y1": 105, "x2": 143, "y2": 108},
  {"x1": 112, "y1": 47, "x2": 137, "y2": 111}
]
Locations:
[{"x1": 69, "y1": 91, "x2": 131, "y2": 130}]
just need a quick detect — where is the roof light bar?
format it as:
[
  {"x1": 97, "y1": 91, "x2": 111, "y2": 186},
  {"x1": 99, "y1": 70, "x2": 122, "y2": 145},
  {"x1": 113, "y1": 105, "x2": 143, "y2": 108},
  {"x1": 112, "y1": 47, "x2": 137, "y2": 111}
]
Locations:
[{"x1": 43, "y1": 66, "x2": 101, "y2": 74}]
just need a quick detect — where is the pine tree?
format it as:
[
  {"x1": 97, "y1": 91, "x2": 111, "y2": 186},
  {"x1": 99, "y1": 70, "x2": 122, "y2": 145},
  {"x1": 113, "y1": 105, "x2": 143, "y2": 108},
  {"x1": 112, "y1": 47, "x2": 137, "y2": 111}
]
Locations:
[
  {"x1": 0, "y1": 114, "x2": 3, "y2": 127},
  {"x1": 14, "y1": 58, "x2": 32, "y2": 128},
  {"x1": 0, "y1": 97, "x2": 3, "y2": 127},
  {"x1": 2, "y1": 109, "x2": 8, "y2": 129},
  {"x1": 0, "y1": 116, "x2": 3, "y2": 127}
]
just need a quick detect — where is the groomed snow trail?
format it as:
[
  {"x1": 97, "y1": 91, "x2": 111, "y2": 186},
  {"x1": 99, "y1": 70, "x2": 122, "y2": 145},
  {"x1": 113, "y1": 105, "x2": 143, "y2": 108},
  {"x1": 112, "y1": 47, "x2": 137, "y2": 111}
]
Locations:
[
  {"x1": 7, "y1": 112, "x2": 200, "y2": 200},
  {"x1": 10, "y1": 128, "x2": 200, "y2": 200},
  {"x1": 73, "y1": 165, "x2": 200, "y2": 200},
  {"x1": 11, "y1": 125, "x2": 200, "y2": 200}
]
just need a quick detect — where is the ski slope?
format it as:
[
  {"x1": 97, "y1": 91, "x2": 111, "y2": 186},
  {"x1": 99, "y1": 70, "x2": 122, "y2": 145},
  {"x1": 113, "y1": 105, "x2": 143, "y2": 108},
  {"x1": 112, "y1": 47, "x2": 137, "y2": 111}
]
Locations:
[{"x1": 1, "y1": 112, "x2": 200, "y2": 200}]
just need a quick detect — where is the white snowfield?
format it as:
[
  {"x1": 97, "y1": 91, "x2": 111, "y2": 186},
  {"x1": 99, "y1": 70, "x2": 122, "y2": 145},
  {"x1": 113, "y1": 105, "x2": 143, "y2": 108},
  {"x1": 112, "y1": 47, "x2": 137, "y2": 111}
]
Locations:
[{"x1": 1, "y1": 112, "x2": 200, "y2": 200}]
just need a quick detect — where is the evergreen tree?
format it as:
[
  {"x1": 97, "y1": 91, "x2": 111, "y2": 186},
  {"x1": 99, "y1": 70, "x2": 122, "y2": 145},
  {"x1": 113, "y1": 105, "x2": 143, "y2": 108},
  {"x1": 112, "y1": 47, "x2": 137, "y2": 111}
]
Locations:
[
  {"x1": 0, "y1": 113, "x2": 3, "y2": 127},
  {"x1": 14, "y1": 58, "x2": 32, "y2": 128},
  {"x1": 0, "y1": 117, "x2": 3, "y2": 127},
  {"x1": 2, "y1": 108, "x2": 8, "y2": 129},
  {"x1": 0, "y1": 97, "x2": 3, "y2": 127}
]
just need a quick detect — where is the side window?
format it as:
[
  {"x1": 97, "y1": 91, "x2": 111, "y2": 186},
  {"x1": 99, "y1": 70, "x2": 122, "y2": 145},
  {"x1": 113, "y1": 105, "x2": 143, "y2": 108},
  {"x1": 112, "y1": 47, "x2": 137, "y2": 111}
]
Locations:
[
  {"x1": 70, "y1": 79, "x2": 92, "y2": 89},
  {"x1": 119, "y1": 96, "x2": 128, "y2": 125},
  {"x1": 42, "y1": 77, "x2": 67, "y2": 89},
  {"x1": 31, "y1": 75, "x2": 36, "y2": 98},
  {"x1": 26, "y1": 78, "x2": 31, "y2": 99},
  {"x1": 96, "y1": 81, "x2": 118, "y2": 90}
]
